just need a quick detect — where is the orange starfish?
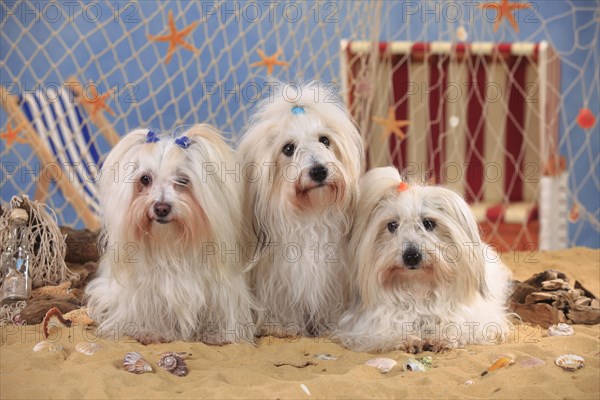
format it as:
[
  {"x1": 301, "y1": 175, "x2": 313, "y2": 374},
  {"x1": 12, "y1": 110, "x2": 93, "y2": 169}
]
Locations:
[
  {"x1": 0, "y1": 121, "x2": 27, "y2": 147},
  {"x1": 479, "y1": 0, "x2": 532, "y2": 32},
  {"x1": 147, "y1": 10, "x2": 198, "y2": 64},
  {"x1": 250, "y1": 49, "x2": 289, "y2": 76},
  {"x1": 372, "y1": 106, "x2": 410, "y2": 141},
  {"x1": 80, "y1": 83, "x2": 115, "y2": 117}
]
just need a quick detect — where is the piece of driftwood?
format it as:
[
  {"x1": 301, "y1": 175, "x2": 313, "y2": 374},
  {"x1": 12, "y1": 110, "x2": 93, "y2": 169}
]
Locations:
[
  {"x1": 18, "y1": 294, "x2": 80, "y2": 325},
  {"x1": 509, "y1": 269, "x2": 600, "y2": 328},
  {"x1": 60, "y1": 227, "x2": 99, "y2": 264}
]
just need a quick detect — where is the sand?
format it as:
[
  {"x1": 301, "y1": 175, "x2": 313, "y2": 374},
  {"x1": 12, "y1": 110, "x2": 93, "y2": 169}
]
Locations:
[{"x1": 1, "y1": 248, "x2": 599, "y2": 399}]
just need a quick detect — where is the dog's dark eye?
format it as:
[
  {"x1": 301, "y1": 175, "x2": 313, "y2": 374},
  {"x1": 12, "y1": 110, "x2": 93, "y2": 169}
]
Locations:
[
  {"x1": 282, "y1": 143, "x2": 295, "y2": 157},
  {"x1": 319, "y1": 136, "x2": 330, "y2": 147},
  {"x1": 387, "y1": 221, "x2": 399, "y2": 234},
  {"x1": 175, "y1": 176, "x2": 190, "y2": 186},
  {"x1": 422, "y1": 218, "x2": 436, "y2": 231},
  {"x1": 140, "y1": 174, "x2": 152, "y2": 186}
]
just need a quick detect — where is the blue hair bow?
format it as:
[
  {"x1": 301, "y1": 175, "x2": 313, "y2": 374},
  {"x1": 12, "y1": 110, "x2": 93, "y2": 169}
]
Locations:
[
  {"x1": 145, "y1": 130, "x2": 160, "y2": 143},
  {"x1": 175, "y1": 135, "x2": 191, "y2": 149}
]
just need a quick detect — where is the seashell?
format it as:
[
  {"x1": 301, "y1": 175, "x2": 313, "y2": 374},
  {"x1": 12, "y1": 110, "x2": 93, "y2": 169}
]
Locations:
[
  {"x1": 526, "y1": 292, "x2": 556, "y2": 304},
  {"x1": 365, "y1": 357, "x2": 397, "y2": 373},
  {"x1": 463, "y1": 380, "x2": 475, "y2": 385},
  {"x1": 403, "y1": 358, "x2": 427, "y2": 372},
  {"x1": 574, "y1": 297, "x2": 592, "y2": 307},
  {"x1": 547, "y1": 323, "x2": 574, "y2": 337},
  {"x1": 158, "y1": 352, "x2": 189, "y2": 377},
  {"x1": 314, "y1": 353, "x2": 337, "y2": 361},
  {"x1": 123, "y1": 352, "x2": 152, "y2": 374},
  {"x1": 542, "y1": 279, "x2": 569, "y2": 291},
  {"x1": 567, "y1": 289, "x2": 581, "y2": 301},
  {"x1": 42, "y1": 307, "x2": 72, "y2": 339},
  {"x1": 555, "y1": 354, "x2": 584, "y2": 371},
  {"x1": 300, "y1": 383, "x2": 311, "y2": 396},
  {"x1": 519, "y1": 357, "x2": 545, "y2": 368},
  {"x1": 75, "y1": 342, "x2": 102, "y2": 355},
  {"x1": 481, "y1": 356, "x2": 514, "y2": 376},
  {"x1": 32, "y1": 340, "x2": 63, "y2": 353}
]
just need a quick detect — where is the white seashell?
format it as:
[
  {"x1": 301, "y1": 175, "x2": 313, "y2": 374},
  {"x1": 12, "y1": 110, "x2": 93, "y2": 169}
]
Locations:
[
  {"x1": 75, "y1": 342, "x2": 102, "y2": 356},
  {"x1": 456, "y1": 26, "x2": 468, "y2": 41},
  {"x1": 314, "y1": 353, "x2": 337, "y2": 360},
  {"x1": 300, "y1": 383, "x2": 311, "y2": 396},
  {"x1": 548, "y1": 323, "x2": 574, "y2": 337},
  {"x1": 123, "y1": 352, "x2": 152, "y2": 374},
  {"x1": 365, "y1": 357, "x2": 397, "y2": 373},
  {"x1": 403, "y1": 358, "x2": 427, "y2": 372},
  {"x1": 555, "y1": 354, "x2": 584, "y2": 371},
  {"x1": 32, "y1": 340, "x2": 63, "y2": 353},
  {"x1": 519, "y1": 357, "x2": 545, "y2": 368},
  {"x1": 463, "y1": 380, "x2": 475, "y2": 385}
]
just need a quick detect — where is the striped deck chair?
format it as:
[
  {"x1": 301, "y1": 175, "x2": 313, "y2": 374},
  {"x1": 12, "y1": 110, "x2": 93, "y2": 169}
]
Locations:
[
  {"x1": 342, "y1": 41, "x2": 565, "y2": 250},
  {"x1": 1, "y1": 78, "x2": 119, "y2": 230}
]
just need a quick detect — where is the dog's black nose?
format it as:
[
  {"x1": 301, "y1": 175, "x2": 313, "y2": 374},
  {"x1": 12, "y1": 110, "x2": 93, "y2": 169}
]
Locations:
[
  {"x1": 403, "y1": 247, "x2": 422, "y2": 268},
  {"x1": 309, "y1": 164, "x2": 328, "y2": 183},
  {"x1": 154, "y1": 202, "x2": 172, "y2": 218}
]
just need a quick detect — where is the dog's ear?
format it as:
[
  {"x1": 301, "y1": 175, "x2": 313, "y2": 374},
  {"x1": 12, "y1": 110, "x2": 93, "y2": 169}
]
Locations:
[{"x1": 439, "y1": 189, "x2": 491, "y2": 299}]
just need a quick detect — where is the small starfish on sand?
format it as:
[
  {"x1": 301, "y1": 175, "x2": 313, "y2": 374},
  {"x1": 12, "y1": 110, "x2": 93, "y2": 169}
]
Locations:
[
  {"x1": 147, "y1": 10, "x2": 198, "y2": 64},
  {"x1": 479, "y1": 0, "x2": 532, "y2": 32},
  {"x1": 250, "y1": 48, "x2": 289, "y2": 76},
  {"x1": 80, "y1": 83, "x2": 115, "y2": 117},
  {"x1": 0, "y1": 121, "x2": 27, "y2": 147},
  {"x1": 372, "y1": 106, "x2": 410, "y2": 141}
]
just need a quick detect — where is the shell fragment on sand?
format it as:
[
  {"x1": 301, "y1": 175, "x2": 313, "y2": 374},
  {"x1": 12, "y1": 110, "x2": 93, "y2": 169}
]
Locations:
[
  {"x1": 75, "y1": 342, "x2": 102, "y2": 356},
  {"x1": 314, "y1": 353, "x2": 338, "y2": 361},
  {"x1": 555, "y1": 354, "x2": 584, "y2": 371},
  {"x1": 547, "y1": 323, "x2": 574, "y2": 336},
  {"x1": 32, "y1": 340, "x2": 63, "y2": 353},
  {"x1": 365, "y1": 357, "x2": 397, "y2": 373}
]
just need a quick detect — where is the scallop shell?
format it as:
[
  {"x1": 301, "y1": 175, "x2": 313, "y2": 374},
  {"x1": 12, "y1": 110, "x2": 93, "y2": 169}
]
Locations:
[
  {"x1": 158, "y1": 352, "x2": 189, "y2": 377},
  {"x1": 123, "y1": 352, "x2": 152, "y2": 374},
  {"x1": 75, "y1": 342, "x2": 102, "y2": 356},
  {"x1": 555, "y1": 354, "x2": 584, "y2": 371},
  {"x1": 365, "y1": 357, "x2": 397, "y2": 373},
  {"x1": 547, "y1": 323, "x2": 574, "y2": 337},
  {"x1": 32, "y1": 340, "x2": 63, "y2": 353},
  {"x1": 42, "y1": 307, "x2": 72, "y2": 339}
]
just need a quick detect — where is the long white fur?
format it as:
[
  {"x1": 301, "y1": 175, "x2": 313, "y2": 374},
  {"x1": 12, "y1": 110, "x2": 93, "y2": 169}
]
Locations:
[
  {"x1": 86, "y1": 125, "x2": 255, "y2": 344},
  {"x1": 336, "y1": 167, "x2": 511, "y2": 352},
  {"x1": 238, "y1": 82, "x2": 363, "y2": 336}
]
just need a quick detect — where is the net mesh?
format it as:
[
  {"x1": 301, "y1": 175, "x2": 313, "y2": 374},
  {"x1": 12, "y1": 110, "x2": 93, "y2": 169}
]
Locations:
[{"x1": 0, "y1": 1, "x2": 598, "y2": 248}]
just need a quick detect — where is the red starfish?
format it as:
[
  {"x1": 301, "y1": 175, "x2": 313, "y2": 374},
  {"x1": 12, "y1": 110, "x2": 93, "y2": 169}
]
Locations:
[
  {"x1": 0, "y1": 121, "x2": 27, "y2": 147},
  {"x1": 480, "y1": 0, "x2": 532, "y2": 32},
  {"x1": 250, "y1": 49, "x2": 289, "y2": 76},
  {"x1": 81, "y1": 84, "x2": 115, "y2": 117},
  {"x1": 147, "y1": 10, "x2": 198, "y2": 64}
]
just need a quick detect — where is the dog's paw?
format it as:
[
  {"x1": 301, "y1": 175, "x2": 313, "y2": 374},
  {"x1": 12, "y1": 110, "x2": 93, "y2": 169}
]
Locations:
[
  {"x1": 136, "y1": 334, "x2": 168, "y2": 345},
  {"x1": 398, "y1": 335, "x2": 456, "y2": 354}
]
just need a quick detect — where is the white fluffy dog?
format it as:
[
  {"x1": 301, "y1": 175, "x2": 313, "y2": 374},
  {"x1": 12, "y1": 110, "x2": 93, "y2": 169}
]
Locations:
[
  {"x1": 336, "y1": 167, "x2": 511, "y2": 353},
  {"x1": 86, "y1": 125, "x2": 255, "y2": 345},
  {"x1": 238, "y1": 82, "x2": 363, "y2": 336}
]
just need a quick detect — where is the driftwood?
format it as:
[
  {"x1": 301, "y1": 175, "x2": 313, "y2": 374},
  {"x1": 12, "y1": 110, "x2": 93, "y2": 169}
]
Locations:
[
  {"x1": 509, "y1": 270, "x2": 600, "y2": 328},
  {"x1": 60, "y1": 227, "x2": 99, "y2": 264}
]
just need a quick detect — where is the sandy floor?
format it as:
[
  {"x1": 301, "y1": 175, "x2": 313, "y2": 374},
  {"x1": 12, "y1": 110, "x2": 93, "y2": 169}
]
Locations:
[{"x1": 1, "y1": 248, "x2": 599, "y2": 399}]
